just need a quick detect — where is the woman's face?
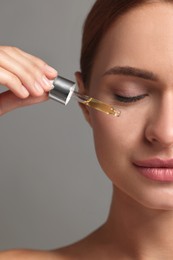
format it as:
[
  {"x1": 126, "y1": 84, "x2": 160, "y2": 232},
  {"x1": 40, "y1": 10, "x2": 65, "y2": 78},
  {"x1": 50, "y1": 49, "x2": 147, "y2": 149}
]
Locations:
[{"x1": 79, "y1": 2, "x2": 173, "y2": 210}]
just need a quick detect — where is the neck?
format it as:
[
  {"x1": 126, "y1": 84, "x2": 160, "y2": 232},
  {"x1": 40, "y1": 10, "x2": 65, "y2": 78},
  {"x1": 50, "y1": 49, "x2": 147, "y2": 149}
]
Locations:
[{"x1": 103, "y1": 186, "x2": 173, "y2": 259}]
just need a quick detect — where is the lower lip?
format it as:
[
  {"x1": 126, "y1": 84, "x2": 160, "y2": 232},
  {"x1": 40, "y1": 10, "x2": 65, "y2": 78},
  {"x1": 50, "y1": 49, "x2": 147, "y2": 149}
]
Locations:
[{"x1": 134, "y1": 165, "x2": 173, "y2": 182}]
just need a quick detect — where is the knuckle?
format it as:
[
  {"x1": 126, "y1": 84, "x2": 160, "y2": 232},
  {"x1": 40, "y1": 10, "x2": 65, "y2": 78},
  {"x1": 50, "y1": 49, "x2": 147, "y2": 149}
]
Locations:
[
  {"x1": 30, "y1": 61, "x2": 40, "y2": 71},
  {"x1": 22, "y1": 68, "x2": 35, "y2": 83},
  {"x1": 40, "y1": 60, "x2": 46, "y2": 69},
  {"x1": 34, "y1": 57, "x2": 46, "y2": 69},
  {"x1": 18, "y1": 64, "x2": 31, "y2": 77},
  {"x1": 8, "y1": 74, "x2": 21, "y2": 85},
  {"x1": 22, "y1": 63, "x2": 42, "y2": 82},
  {"x1": 19, "y1": 71, "x2": 35, "y2": 88},
  {"x1": 34, "y1": 70, "x2": 42, "y2": 81}
]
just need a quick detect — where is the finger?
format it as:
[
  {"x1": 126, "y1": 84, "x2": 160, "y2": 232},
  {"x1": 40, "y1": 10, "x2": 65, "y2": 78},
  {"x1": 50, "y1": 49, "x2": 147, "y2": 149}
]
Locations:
[
  {"x1": 15, "y1": 48, "x2": 58, "y2": 79},
  {"x1": 0, "y1": 67, "x2": 29, "y2": 98},
  {"x1": 1, "y1": 46, "x2": 46, "y2": 69},
  {"x1": 2, "y1": 47, "x2": 54, "y2": 91},
  {"x1": 0, "y1": 90, "x2": 48, "y2": 116},
  {"x1": 0, "y1": 50, "x2": 45, "y2": 96}
]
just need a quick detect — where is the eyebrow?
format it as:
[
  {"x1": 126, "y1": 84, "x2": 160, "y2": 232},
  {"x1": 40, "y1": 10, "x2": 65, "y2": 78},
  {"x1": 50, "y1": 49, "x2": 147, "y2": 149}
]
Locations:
[{"x1": 102, "y1": 66, "x2": 159, "y2": 81}]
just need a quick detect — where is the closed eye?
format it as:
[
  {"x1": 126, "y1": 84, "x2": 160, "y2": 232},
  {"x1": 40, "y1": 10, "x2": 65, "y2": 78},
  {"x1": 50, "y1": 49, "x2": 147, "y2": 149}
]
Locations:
[{"x1": 114, "y1": 94, "x2": 148, "y2": 103}]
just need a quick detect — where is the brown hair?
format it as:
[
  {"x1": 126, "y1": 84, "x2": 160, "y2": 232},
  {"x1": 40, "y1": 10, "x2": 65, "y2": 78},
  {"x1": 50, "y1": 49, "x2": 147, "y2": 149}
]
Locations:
[{"x1": 80, "y1": 0, "x2": 170, "y2": 87}]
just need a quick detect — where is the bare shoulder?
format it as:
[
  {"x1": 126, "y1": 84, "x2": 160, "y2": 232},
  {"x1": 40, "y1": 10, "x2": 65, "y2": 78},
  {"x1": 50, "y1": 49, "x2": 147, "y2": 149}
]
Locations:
[
  {"x1": 0, "y1": 249, "x2": 66, "y2": 260},
  {"x1": 0, "y1": 225, "x2": 106, "y2": 260},
  {"x1": 52, "y1": 225, "x2": 107, "y2": 259}
]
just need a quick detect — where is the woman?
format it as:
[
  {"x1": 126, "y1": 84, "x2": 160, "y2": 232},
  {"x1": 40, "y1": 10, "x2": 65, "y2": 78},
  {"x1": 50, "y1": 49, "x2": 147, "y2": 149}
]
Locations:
[{"x1": 1, "y1": 0, "x2": 173, "y2": 259}]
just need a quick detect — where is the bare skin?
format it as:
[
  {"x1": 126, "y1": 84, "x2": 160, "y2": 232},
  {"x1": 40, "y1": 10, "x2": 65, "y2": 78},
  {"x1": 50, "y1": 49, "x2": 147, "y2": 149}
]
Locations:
[
  {"x1": 0, "y1": 46, "x2": 57, "y2": 116},
  {"x1": 2, "y1": 1, "x2": 173, "y2": 259}
]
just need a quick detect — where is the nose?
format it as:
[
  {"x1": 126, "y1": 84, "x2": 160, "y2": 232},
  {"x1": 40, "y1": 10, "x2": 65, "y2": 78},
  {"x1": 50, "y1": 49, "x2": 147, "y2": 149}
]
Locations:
[{"x1": 145, "y1": 93, "x2": 173, "y2": 148}]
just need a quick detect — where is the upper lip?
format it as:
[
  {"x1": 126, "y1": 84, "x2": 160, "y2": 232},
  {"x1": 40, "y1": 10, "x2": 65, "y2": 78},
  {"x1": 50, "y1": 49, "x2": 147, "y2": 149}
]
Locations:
[{"x1": 133, "y1": 158, "x2": 173, "y2": 168}]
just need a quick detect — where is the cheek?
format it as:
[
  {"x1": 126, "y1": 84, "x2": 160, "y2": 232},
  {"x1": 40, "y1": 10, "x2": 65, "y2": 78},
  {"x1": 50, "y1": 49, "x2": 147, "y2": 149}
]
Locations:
[{"x1": 90, "y1": 111, "x2": 144, "y2": 184}]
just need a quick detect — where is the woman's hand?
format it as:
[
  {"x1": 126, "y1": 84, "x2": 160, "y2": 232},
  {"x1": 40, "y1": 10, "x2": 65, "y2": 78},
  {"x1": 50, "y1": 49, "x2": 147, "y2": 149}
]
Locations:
[{"x1": 0, "y1": 46, "x2": 58, "y2": 116}]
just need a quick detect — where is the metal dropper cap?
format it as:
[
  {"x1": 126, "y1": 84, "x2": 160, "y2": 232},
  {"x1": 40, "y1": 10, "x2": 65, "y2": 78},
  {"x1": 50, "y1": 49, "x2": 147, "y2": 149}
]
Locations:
[{"x1": 49, "y1": 76, "x2": 76, "y2": 105}]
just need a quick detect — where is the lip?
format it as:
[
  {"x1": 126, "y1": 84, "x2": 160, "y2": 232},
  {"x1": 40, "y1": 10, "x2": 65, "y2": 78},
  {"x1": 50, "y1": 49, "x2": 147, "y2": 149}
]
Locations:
[
  {"x1": 133, "y1": 158, "x2": 173, "y2": 182},
  {"x1": 133, "y1": 158, "x2": 173, "y2": 168}
]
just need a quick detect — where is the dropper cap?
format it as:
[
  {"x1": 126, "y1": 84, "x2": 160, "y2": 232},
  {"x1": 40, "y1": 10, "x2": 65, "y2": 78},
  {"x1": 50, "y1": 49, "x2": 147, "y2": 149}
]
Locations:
[{"x1": 49, "y1": 76, "x2": 76, "y2": 105}]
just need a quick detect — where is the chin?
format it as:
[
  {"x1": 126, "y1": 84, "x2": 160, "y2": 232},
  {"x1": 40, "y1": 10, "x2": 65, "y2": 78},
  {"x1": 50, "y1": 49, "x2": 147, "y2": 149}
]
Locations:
[
  {"x1": 114, "y1": 182, "x2": 173, "y2": 211},
  {"x1": 131, "y1": 190, "x2": 173, "y2": 211}
]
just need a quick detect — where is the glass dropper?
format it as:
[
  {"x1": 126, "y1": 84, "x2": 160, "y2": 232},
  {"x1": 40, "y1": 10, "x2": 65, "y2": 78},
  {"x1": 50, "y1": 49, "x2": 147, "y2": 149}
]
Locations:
[
  {"x1": 73, "y1": 91, "x2": 120, "y2": 116},
  {"x1": 49, "y1": 76, "x2": 121, "y2": 117}
]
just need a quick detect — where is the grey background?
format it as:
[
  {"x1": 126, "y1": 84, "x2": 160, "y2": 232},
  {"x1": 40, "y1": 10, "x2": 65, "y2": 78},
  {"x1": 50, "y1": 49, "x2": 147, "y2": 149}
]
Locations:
[{"x1": 0, "y1": 0, "x2": 112, "y2": 251}]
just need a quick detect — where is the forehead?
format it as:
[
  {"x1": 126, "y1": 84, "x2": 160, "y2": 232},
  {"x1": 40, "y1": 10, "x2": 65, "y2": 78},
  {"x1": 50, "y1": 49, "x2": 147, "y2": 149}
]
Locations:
[{"x1": 91, "y1": 2, "x2": 173, "y2": 84}]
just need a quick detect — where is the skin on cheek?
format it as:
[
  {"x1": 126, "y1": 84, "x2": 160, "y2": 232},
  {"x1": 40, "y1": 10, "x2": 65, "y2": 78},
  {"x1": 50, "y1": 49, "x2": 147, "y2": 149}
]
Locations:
[
  {"x1": 89, "y1": 108, "x2": 146, "y2": 182},
  {"x1": 90, "y1": 111, "x2": 130, "y2": 181}
]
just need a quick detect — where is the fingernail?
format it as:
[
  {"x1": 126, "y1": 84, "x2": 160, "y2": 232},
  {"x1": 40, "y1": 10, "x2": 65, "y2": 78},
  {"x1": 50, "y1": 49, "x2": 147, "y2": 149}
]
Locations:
[
  {"x1": 42, "y1": 75, "x2": 54, "y2": 90},
  {"x1": 21, "y1": 86, "x2": 29, "y2": 97},
  {"x1": 34, "y1": 81, "x2": 44, "y2": 94},
  {"x1": 45, "y1": 64, "x2": 57, "y2": 74}
]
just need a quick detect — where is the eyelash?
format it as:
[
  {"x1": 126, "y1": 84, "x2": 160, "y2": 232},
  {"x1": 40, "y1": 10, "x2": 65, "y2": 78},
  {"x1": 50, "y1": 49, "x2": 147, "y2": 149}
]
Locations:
[{"x1": 114, "y1": 94, "x2": 148, "y2": 103}]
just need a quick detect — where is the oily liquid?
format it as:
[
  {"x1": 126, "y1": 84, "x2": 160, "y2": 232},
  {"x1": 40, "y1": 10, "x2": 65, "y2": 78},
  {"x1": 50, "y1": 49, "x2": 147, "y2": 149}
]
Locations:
[{"x1": 83, "y1": 97, "x2": 121, "y2": 117}]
